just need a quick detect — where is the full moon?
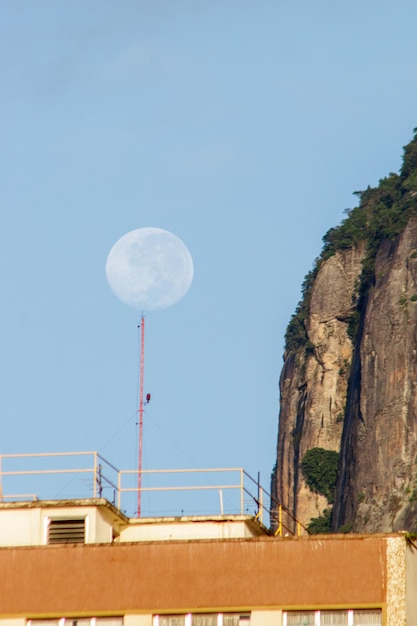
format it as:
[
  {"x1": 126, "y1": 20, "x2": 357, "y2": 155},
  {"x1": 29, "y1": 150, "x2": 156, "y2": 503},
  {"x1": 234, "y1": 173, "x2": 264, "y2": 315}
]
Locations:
[{"x1": 105, "y1": 227, "x2": 194, "y2": 311}]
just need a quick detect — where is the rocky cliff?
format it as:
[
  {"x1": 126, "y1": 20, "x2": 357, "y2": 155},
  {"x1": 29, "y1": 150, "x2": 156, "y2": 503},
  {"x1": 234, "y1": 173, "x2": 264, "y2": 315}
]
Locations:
[{"x1": 272, "y1": 129, "x2": 417, "y2": 533}]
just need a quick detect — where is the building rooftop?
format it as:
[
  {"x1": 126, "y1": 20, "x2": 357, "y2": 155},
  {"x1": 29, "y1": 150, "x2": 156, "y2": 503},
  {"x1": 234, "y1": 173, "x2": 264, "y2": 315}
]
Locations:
[{"x1": 0, "y1": 450, "x2": 283, "y2": 545}]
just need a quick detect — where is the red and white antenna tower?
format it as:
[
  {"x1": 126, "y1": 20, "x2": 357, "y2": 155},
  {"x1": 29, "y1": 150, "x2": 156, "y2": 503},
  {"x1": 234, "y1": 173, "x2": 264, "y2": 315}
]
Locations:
[
  {"x1": 137, "y1": 314, "x2": 145, "y2": 517},
  {"x1": 106, "y1": 227, "x2": 193, "y2": 517}
]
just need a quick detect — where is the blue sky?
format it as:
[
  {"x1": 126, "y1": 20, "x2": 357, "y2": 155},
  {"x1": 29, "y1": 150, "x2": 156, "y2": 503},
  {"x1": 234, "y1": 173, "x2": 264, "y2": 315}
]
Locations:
[{"x1": 1, "y1": 1, "x2": 417, "y2": 516}]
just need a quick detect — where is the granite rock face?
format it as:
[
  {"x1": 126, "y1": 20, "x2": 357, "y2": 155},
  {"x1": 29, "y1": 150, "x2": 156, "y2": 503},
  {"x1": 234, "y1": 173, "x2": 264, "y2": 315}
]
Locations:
[
  {"x1": 333, "y1": 219, "x2": 417, "y2": 532},
  {"x1": 272, "y1": 219, "x2": 417, "y2": 533},
  {"x1": 273, "y1": 245, "x2": 365, "y2": 531}
]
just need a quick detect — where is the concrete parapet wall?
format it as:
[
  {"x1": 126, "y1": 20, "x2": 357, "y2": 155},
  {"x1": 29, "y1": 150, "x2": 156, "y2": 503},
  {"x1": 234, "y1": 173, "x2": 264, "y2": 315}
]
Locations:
[{"x1": 0, "y1": 534, "x2": 387, "y2": 617}]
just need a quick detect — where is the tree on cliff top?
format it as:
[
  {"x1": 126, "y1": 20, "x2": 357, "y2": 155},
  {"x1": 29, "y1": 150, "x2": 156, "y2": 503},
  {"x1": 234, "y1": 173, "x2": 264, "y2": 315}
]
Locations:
[{"x1": 285, "y1": 128, "x2": 417, "y2": 352}]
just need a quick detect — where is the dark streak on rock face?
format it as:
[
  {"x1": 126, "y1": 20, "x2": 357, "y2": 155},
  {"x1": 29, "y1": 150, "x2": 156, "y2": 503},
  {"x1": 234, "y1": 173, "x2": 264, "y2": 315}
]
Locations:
[{"x1": 331, "y1": 291, "x2": 367, "y2": 531}]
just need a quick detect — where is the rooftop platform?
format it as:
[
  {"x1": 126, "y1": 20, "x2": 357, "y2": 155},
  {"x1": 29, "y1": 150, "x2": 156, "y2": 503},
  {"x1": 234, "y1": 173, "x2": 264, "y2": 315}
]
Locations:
[
  {"x1": 0, "y1": 450, "x2": 294, "y2": 545},
  {"x1": 0, "y1": 497, "x2": 270, "y2": 546}
]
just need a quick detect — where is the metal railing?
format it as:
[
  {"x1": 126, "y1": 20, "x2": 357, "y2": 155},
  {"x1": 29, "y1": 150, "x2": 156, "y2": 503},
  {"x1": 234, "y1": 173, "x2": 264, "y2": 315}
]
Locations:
[
  {"x1": 118, "y1": 467, "x2": 248, "y2": 519},
  {"x1": 0, "y1": 451, "x2": 119, "y2": 503},
  {"x1": 242, "y1": 470, "x2": 308, "y2": 536},
  {"x1": 0, "y1": 451, "x2": 308, "y2": 535}
]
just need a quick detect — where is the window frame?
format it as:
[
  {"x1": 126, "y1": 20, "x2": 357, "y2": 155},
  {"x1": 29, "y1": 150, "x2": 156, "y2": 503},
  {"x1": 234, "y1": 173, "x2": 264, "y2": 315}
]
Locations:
[{"x1": 283, "y1": 609, "x2": 382, "y2": 626}]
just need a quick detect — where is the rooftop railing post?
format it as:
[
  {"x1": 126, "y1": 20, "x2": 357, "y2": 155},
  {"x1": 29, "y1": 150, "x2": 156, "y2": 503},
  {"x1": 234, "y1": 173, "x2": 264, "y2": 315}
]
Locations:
[
  {"x1": 240, "y1": 469, "x2": 244, "y2": 515},
  {"x1": 278, "y1": 504, "x2": 283, "y2": 536},
  {"x1": 259, "y1": 487, "x2": 264, "y2": 525},
  {"x1": 93, "y1": 452, "x2": 97, "y2": 498}
]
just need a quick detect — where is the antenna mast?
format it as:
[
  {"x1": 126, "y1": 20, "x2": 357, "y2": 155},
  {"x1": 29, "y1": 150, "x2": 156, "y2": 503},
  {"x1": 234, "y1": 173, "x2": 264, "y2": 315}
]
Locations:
[{"x1": 137, "y1": 314, "x2": 145, "y2": 517}]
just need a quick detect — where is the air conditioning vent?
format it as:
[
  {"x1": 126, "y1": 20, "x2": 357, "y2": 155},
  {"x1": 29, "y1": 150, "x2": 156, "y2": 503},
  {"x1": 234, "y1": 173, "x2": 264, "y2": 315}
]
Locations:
[{"x1": 48, "y1": 518, "x2": 85, "y2": 544}]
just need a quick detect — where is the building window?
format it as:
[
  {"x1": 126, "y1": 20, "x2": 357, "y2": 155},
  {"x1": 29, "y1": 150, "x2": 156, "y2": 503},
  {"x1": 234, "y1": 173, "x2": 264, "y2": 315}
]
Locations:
[
  {"x1": 47, "y1": 518, "x2": 86, "y2": 544},
  {"x1": 158, "y1": 618, "x2": 186, "y2": 626},
  {"x1": 28, "y1": 622, "x2": 60, "y2": 626},
  {"x1": 154, "y1": 615, "x2": 250, "y2": 626},
  {"x1": 352, "y1": 612, "x2": 382, "y2": 626},
  {"x1": 284, "y1": 611, "x2": 381, "y2": 626},
  {"x1": 192, "y1": 617, "x2": 217, "y2": 626},
  {"x1": 285, "y1": 613, "x2": 315, "y2": 626},
  {"x1": 29, "y1": 619, "x2": 122, "y2": 626},
  {"x1": 222, "y1": 616, "x2": 250, "y2": 626},
  {"x1": 320, "y1": 613, "x2": 348, "y2": 626}
]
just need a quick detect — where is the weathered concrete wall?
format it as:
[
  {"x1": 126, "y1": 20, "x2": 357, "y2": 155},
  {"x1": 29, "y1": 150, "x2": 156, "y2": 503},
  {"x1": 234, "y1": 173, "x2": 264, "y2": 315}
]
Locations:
[
  {"x1": 0, "y1": 504, "x2": 115, "y2": 546},
  {"x1": 406, "y1": 539, "x2": 417, "y2": 626},
  {"x1": 0, "y1": 508, "x2": 42, "y2": 546},
  {"x1": 120, "y1": 518, "x2": 263, "y2": 542},
  {"x1": 386, "y1": 536, "x2": 406, "y2": 626},
  {"x1": 0, "y1": 534, "x2": 386, "y2": 616},
  {"x1": 251, "y1": 611, "x2": 282, "y2": 626}
]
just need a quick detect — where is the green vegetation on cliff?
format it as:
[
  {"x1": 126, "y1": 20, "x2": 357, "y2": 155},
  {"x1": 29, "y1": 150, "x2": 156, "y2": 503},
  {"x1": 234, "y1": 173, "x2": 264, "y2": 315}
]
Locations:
[
  {"x1": 306, "y1": 509, "x2": 332, "y2": 534},
  {"x1": 301, "y1": 447, "x2": 339, "y2": 504},
  {"x1": 285, "y1": 128, "x2": 417, "y2": 352},
  {"x1": 301, "y1": 447, "x2": 339, "y2": 534}
]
